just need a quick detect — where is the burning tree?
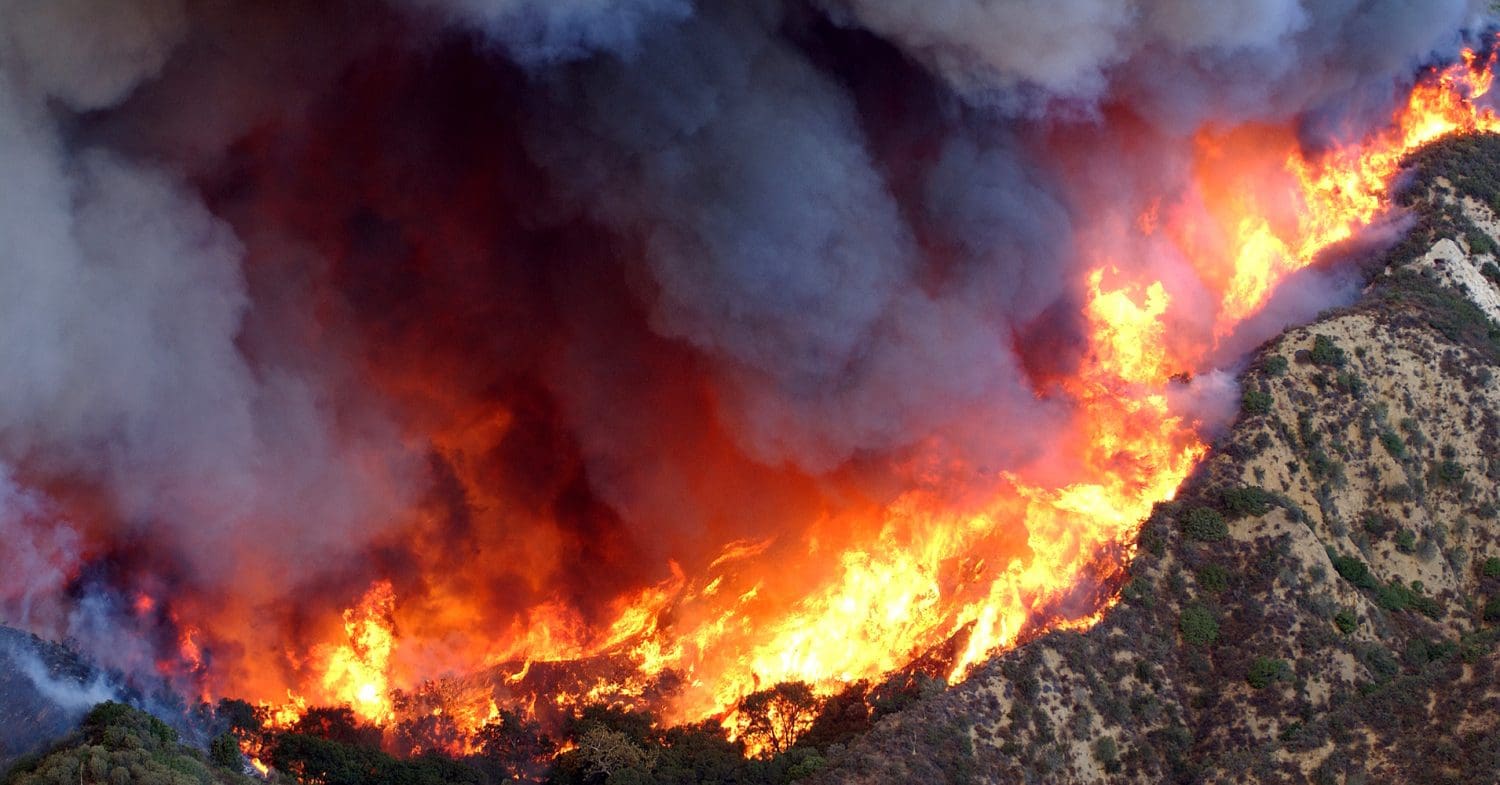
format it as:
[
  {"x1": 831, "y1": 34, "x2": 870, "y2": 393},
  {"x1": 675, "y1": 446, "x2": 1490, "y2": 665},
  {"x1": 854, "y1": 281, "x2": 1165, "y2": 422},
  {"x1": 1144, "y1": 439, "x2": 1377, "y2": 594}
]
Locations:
[{"x1": 736, "y1": 682, "x2": 823, "y2": 757}]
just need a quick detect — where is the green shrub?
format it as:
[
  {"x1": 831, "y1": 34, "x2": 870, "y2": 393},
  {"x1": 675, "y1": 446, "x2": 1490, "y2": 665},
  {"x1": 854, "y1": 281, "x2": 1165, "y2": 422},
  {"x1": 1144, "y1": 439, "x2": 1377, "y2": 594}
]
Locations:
[
  {"x1": 1092, "y1": 736, "x2": 1118, "y2": 765},
  {"x1": 1334, "y1": 371, "x2": 1365, "y2": 397},
  {"x1": 1432, "y1": 459, "x2": 1466, "y2": 486},
  {"x1": 1382, "y1": 483, "x2": 1413, "y2": 502},
  {"x1": 1468, "y1": 227, "x2": 1497, "y2": 256},
  {"x1": 1362, "y1": 513, "x2": 1395, "y2": 536},
  {"x1": 1182, "y1": 507, "x2": 1228, "y2": 542},
  {"x1": 1306, "y1": 448, "x2": 1342, "y2": 482},
  {"x1": 1261, "y1": 355, "x2": 1289, "y2": 376},
  {"x1": 1379, "y1": 430, "x2": 1405, "y2": 458},
  {"x1": 1246, "y1": 657, "x2": 1292, "y2": 689},
  {"x1": 1482, "y1": 557, "x2": 1500, "y2": 579},
  {"x1": 1485, "y1": 596, "x2": 1500, "y2": 622},
  {"x1": 1241, "y1": 389, "x2": 1273, "y2": 415},
  {"x1": 1331, "y1": 552, "x2": 1379, "y2": 590},
  {"x1": 1374, "y1": 270, "x2": 1500, "y2": 364},
  {"x1": 1179, "y1": 605, "x2": 1219, "y2": 646},
  {"x1": 13, "y1": 703, "x2": 259, "y2": 785},
  {"x1": 1334, "y1": 608, "x2": 1358, "y2": 634},
  {"x1": 1395, "y1": 529, "x2": 1417, "y2": 553},
  {"x1": 1221, "y1": 485, "x2": 1275, "y2": 518},
  {"x1": 1279, "y1": 721, "x2": 1305, "y2": 743},
  {"x1": 1122, "y1": 576, "x2": 1156, "y2": 608},
  {"x1": 1196, "y1": 564, "x2": 1229, "y2": 594},
  {"x1": 1309, "y1": 334, "x2": 1347, "y2": 368},
  {"x1": 1375, "y1": 580, "x2": 1443, "y2": 618}
]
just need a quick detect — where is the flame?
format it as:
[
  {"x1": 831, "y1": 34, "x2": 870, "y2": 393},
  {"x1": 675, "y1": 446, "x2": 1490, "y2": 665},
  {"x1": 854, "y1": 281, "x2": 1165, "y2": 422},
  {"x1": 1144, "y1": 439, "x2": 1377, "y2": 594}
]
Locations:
[
  {"x1": 317, "y1": 581, "x2": 396, "y2": 725},
  {"x1": 1235, "y1": 47, "x2": 1499, "y2": 326},
  {"x1": 233, "y1": 43, "x2": 1498, "y2": 757}
]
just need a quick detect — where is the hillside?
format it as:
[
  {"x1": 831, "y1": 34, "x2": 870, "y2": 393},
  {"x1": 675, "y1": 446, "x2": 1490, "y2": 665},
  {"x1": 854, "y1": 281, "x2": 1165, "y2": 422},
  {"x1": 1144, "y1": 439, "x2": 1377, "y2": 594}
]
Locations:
[
  {"x1": 0, "y1": 627, "x2": 117, "y2": 766},
  {"x1": 2, "y1": 703, "x2": 256, "y2": 785},
  {"x1": 809, "y1": 134, "x2": 1500, "y2": 785}
]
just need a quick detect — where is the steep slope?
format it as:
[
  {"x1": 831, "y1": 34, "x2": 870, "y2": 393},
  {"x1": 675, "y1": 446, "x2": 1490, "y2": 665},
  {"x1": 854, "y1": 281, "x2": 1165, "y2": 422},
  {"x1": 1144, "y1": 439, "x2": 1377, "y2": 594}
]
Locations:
[
  {"x1": 1, "y1": 703, "x2": 256, "y2": 785},
  {"x1": 0, "y1": 627, "x2": 117, "y2": 767},
  {"x1": 812, "y1": 135, "x2": 1500, "y2": 785}
]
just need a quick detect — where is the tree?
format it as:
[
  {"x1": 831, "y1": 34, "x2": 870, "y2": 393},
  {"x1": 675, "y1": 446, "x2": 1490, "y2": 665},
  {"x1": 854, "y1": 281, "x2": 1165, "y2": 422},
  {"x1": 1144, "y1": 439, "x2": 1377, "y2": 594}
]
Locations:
[
  {"x1": 210, "y1": 731, "x2": 242, "y2": 770},
  {"x1": 575, "y1": 726, "x2": 656, "y2": 781},
  {"x1": 291, "y1": 706, "x2": 384, "y2": 750},
  {"x1": 798, "y1": 680, "x2": 874, "y2": 749},
  {"x1": 738, "y1": 681, "x2": 823, "y2": 756},
  {"x1": 216, "y1": 698, "x2": 260, "y2": 733},
  {"x1": 475, "y1": 709, "x2": 555, "y2": 781},
  {"x1": 653, "y1": 722, "x2": 747, "y2": 785}
]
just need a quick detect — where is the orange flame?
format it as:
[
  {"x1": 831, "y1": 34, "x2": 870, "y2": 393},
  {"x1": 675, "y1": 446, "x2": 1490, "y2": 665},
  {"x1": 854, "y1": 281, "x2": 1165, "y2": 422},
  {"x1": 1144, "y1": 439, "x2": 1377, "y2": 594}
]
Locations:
[{"x1": 317, "y1": 581, "x2": 396, "y2": 725}]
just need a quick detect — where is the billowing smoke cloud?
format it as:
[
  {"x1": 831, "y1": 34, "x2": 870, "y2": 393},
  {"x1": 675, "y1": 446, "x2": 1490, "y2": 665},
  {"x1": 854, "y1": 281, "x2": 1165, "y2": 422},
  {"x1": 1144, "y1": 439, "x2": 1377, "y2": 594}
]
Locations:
[
  {"x1": 399, "y1": 0, "x2": 692, "y2": 64},
  {"x1": 0, "y1": 466, "x2": 79, "y2": 629},
  {"x1": 0, "y1": 0, "x2": 417, "y2": 680},
  {"x1": 0, "y1": 0, "x2": 1490, "y2": 710},
  {"x1": 521, "y1": 2, "x2": 1065, "y2": 473},
  {"x1": 821, "y1": 0, "x2": 1487, "y2": 118}
]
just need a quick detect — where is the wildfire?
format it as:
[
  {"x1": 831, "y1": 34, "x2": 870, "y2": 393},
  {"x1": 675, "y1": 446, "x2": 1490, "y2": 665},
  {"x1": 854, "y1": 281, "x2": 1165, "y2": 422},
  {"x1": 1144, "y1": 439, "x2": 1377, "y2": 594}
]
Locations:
[
  {"x1": 241, "y1": 43, "x2": 1496, "y2": 758},
  {"x1": 1234, "y1": 46, "x2": 1499, "y2": 327}
]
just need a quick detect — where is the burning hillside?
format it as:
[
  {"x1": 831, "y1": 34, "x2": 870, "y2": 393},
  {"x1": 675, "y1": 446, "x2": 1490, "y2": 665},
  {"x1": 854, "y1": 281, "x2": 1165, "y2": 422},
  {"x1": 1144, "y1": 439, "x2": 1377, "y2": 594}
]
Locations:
[{"x1": 1, "y1": 0, "x2": 1498, "y2": 763}]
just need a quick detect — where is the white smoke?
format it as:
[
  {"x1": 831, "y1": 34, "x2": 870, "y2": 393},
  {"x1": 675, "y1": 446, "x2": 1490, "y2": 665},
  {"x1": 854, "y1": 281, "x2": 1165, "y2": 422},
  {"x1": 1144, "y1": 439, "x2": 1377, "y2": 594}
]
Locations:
[
  {"x1": 2, "y1": 640, "x2": 120, "y2": 713},
  {"x1": 0, "y1": 465, "x2": 80, "y2": 631},
  {"x1": 0, "y1": 0, "x2": 418, "y2": 637},
  {"x1": 0, "y1": 0, "x2": 186, "y2": 111}
]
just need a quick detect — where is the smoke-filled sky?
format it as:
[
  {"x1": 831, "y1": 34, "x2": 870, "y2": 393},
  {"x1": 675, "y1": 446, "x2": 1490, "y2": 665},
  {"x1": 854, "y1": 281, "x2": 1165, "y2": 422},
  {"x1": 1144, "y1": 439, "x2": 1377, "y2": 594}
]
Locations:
[{"x1": 0, "y1": 0, "x2": 1491, "y2": 705}]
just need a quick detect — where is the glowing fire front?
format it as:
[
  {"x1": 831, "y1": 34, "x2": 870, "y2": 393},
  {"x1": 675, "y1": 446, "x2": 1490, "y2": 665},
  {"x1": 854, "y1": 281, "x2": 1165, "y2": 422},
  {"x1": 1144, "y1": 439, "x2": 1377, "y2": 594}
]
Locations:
[{"x1": 239, "y1": 47, "x2": 1498, "y2": 752}]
